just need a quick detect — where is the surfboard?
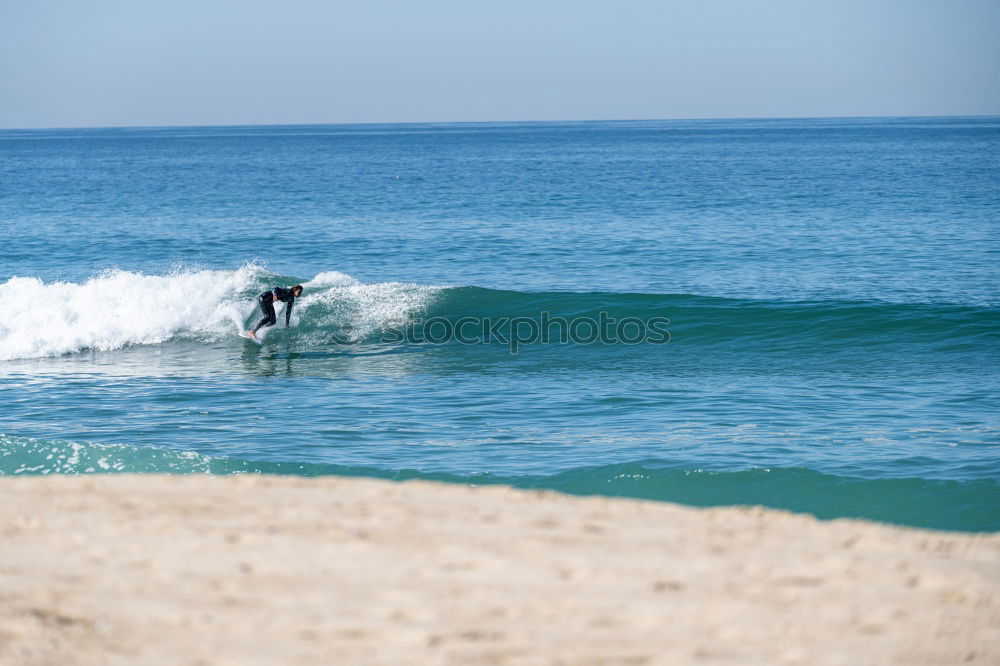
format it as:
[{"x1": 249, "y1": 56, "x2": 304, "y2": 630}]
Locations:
[{"x1": 238, "y1": 331, "x2": 263, "y2": 346}]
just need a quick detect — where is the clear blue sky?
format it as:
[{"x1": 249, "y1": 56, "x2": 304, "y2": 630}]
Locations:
[{"x1": 1, "y1": 0, "x2": 997, "y2": 128}]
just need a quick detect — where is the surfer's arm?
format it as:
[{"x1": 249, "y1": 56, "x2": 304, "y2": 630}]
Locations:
[{"x1": 285, "y1": 299, "x2": 293, "y2": 327}]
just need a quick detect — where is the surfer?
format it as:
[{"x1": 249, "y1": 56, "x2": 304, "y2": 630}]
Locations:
[{"x1": 247, "y1": 285, "x2": 303, "y2": 340}]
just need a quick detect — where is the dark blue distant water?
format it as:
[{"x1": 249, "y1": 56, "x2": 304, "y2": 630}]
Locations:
[{"x1": 2, "y1": 117, "x2": 998, "y2": 531}]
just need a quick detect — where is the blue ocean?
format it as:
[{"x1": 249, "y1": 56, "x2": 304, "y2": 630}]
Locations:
[{"x1": 2, "y1": 117, "x2": 998, "y2": 531}]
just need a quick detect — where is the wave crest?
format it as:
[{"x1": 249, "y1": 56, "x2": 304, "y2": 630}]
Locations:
[{"x1": 3, "y1": 266, "x2": 995, "y2": 359}]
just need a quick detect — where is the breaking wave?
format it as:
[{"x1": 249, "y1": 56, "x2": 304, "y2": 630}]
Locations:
[
  {"x1": 2, "y1": 265, "x2": 996, "y2": 360},
  {"x1": 0, "y1": 266, "x2": 440, "y2": 360}
]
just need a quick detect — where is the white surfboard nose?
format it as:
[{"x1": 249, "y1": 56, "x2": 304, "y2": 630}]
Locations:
[{"x1": 238, "y1": 331, "x2": 263, "y2": 346}]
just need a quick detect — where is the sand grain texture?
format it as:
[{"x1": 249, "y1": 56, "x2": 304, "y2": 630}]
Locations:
[{"x1": 0, "y1": 475, "x2": 997, "y2": 665}]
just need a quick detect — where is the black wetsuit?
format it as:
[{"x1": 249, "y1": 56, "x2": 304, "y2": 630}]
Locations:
[{"x1": 252, "y1": 287, "x2": 296, "y2": 333}]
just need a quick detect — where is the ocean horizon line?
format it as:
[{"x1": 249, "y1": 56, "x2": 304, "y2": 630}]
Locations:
[{"x1": 3, "y1": 112, "x2": 999, "y2": 133}]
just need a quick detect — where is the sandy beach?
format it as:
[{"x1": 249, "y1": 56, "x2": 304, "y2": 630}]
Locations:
[{"x1": 1, "y1": 475, "x2": 997, "y2": 665}]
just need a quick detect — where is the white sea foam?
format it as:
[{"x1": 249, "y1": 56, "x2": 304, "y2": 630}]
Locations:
[
  {"x1": 297, "y1": 276, "x2": 440, "y2": 342},
  {"x1": 0, "y1": 266, "x2": 440, "y2": 360},
  {"x1": 0, "y1": 266, "x2": 262, "y2": 360},
  {"x1": 305, "y1": 271, "x2": 359, "y2": 288}
]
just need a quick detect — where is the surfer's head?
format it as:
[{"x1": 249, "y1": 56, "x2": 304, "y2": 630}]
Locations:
[{"x1": 292, "y1": 285, "x2": 303, "y2": 297}]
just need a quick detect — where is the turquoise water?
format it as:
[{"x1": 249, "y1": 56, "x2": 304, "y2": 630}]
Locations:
[{"x1": 2, "y1": 117, "x2": 998, "y2": 531}]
